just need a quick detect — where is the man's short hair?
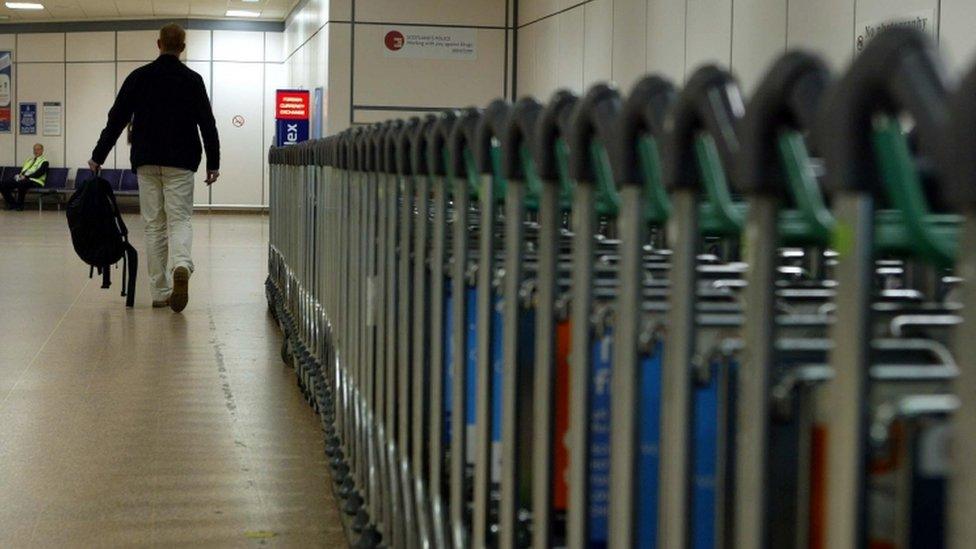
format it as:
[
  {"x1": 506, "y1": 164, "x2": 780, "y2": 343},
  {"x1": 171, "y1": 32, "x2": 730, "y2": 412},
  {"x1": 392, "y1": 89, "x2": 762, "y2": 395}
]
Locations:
[{"x1": 159, "y1": 23, "x2": 186, "y2": 53}]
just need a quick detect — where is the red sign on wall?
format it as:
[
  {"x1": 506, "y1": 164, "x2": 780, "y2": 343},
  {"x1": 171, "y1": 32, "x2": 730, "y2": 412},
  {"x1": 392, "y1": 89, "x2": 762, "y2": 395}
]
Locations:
[{"x1": 275, "y1": 90, "x2": 310, "y2": 120}]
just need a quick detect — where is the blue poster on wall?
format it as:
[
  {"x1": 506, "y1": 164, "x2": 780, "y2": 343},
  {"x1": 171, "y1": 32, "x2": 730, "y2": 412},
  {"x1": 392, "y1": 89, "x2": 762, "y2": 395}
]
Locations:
[
  {"x1": 312, "y1": 87, "x2": 324, "y2": 139},
  {"x1": 19, "y1": 102, "x2": 37, "y2": 135},
  {"x1": 0, "y1": 51, "x2": 11, "y2": 133}
]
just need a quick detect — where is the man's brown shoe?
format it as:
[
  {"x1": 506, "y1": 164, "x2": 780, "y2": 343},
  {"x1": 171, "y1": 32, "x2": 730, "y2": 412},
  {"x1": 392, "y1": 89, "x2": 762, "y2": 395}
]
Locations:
[
  {"x1": 152, "y1": 298, "x2": 170, "y2": 308},
  {"x1": 170, "y1": 267, "x2": 190, "y2": 313}
]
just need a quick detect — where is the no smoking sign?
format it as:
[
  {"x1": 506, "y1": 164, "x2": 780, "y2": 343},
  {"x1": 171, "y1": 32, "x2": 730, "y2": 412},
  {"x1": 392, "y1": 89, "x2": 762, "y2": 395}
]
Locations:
[{"x1": 232, "y1": 115, "x2": 245, "y2": 128}]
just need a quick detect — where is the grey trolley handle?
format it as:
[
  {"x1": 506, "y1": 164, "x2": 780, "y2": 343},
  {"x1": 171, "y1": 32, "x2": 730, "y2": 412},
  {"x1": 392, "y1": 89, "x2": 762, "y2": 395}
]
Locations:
[{"x1": 818, "y1": 27, "x2": 949, "y2": 549}]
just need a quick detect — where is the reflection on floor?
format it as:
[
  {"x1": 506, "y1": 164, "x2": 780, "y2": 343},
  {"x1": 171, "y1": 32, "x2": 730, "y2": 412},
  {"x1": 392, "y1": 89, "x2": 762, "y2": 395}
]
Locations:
[{"x1": 0, "y1": 211, "x2": 346, "y2": 547}]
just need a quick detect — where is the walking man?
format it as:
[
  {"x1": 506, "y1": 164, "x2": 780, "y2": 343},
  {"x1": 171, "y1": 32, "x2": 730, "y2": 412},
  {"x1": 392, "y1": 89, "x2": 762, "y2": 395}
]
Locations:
[{"x1": 89, "y1": 23, "x2": 219, "y2": 312}]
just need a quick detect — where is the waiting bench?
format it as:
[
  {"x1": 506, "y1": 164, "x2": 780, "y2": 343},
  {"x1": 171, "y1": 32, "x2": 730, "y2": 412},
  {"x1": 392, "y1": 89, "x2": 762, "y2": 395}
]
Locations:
[{"x1": 1, "y1": 166, "x2": 140, "y2": 211}]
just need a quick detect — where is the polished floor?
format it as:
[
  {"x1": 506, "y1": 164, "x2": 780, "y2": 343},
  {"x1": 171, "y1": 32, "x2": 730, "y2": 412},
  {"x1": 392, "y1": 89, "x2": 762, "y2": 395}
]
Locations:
[{"x1": 0, "y1": 210, "x2": 346, "y2": 547}]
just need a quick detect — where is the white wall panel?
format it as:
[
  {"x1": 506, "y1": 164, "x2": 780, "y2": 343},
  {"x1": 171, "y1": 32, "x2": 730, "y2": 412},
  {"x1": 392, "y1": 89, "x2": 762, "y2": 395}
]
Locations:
[
  {"x1": 185, "y1": 29, "x2": 212, "y2": 61},
  {"x1": 787, "y1": 0, "x2": 855, "y2": 71},
  {"x1": 534, "y1": 17, "x2": 561, "y2": 98},
  {"x1": 117, "y1": 30, "x2": 159, "y2": 61},
  {"x1": 331, "y1": 0, "x2": 352, "y2": 21},
  {"x1": 613, "y1": 0, "x2": 649, "y2": 91},
  {"x1": 327, "y1": 24, "x2": 352, "y2": 134},
  {"x1": 213, "y1": 31, "x2": 265, "y2": 62},
  {"x1": 516, "y1": 21, "x2": 539, "y2": 98},
  {"x1": 15, "y1": 63, "x2": 65, "y2": 167},
  {"x1": 646, "y1": 0, "x2": 687, "y2": 83},
  {"x1": 187, "y1": 61, "x2": 213, "y2": 206},
  {"x1": 309, "y1": 29, "x2": 328, "y2": 94},
  {"x1": 355, "y1": 0, "x2": 506, "y2": 26},
  {"x1": 520, "y1": 0, "x2": 561, "y2": 25},
  {"x1": 941, "y1": 0, "x2": 976, "y2": 73},
  {"x1": 211, "y1": 62, "x2": 264, "y2": 206},
  {"x1": 17, "y1": 33, "x2": 65, "y2": 63},
  {"x1": 686, "y1": 0, "x2": 733, "y2": 74},
  {"x1": 66, "y1": 32, "x2": 115, "y2": 62},
  {"x1": 264, "y1": 62, "x2": 287, "y2": 206},
  {"x1": 65, "y1": 63, "x2": 116, "y2": 170},
  {"x1": 291, "y1": 44, "x2": 308, "y2": 90},
  {"x1": 265, "y1": 32, "x2": 285, "y2": 64},
  {"x1": 583, "y1": 0, "x2": 613, "y2": 87},
  {"x1": 518, "y1": 5, "x2": 586, "y2": 99},
  {"x1": 732, "y1": 0, "x2": 787, "y2": 93},
  {"x1": 352, "y1": 26, "x2": 506, "y2": 110},
  {"x1": 556, "y1": 8, "x2": 585, "y2": 94}
]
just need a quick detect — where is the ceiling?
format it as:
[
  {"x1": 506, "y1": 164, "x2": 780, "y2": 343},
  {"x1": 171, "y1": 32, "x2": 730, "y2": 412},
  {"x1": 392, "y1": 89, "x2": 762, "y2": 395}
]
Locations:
[{"x1": 0, "y1": 0, "x2": 300, "y2": 22}]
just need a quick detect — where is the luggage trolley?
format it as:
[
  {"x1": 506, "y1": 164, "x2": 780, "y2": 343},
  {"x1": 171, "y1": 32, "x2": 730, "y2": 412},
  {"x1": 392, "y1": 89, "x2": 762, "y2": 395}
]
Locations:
[
  {"x1": 528, "y1": 90, "x2": 578, "y2": 549},
  {"x1": 408, "y1": 114, "x2": 439, "y2": 549},
  {"x1": 734, "y1": 51, "x2": 834, "y2": 548},
  {"x1": 945, "y1": 60, "x2": 976, "y2": 549},
  {"x1": 335, "y1": 129, "x2": 356, "y2": 506},
  {"x1": 380, "y1": 119, "x2": 408, "y2": 548},
  {"x1": 425, "y1": 110, "x2": 460, "y2": 549},
  {"x1": 607, "y1": 74, "x2": 676, "y2": 549},
  {"x1": 393, "y1": 118, "x2": 420, "y2": 547},
  {"x1": 359, "y1": 125, "x2": 384, "y2": 546},
  {"x1": 470, "y1": 99, "x2": 513, "y2": 548},
  {"x1": 365, "y1": 122, "x2": 390, "y2": 546},
  {"x1": 658, "y1": 66, "x2": 748, "y2": 549},
  {"x1": 819, "y1": 28, "x2": 959, "y2": 549},
  {"x1": 445, "y1": 107, "x2": 483, "y2": 549},
  {"x1": 563, "y1": 83, "x2": 623, "y2": 549},
  {"x1": 497, "y1": 96, "x2": 545, "y2": 549},
  {"x1": 351, "y1": 128, "x2": 372, "y2": 525}
]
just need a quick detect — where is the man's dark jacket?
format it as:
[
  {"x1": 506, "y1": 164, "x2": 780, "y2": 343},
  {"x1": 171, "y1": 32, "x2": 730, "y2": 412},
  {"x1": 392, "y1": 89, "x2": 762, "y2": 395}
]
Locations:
[{"x1": 92, "y1": 54, "x2": 219, "y2": 173}]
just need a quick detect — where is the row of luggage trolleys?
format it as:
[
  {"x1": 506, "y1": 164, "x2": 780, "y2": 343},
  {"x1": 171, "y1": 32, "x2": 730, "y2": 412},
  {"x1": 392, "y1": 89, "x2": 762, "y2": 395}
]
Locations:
[{"x1": 265, "y1": 28, "x2": 976, "y2": 549}]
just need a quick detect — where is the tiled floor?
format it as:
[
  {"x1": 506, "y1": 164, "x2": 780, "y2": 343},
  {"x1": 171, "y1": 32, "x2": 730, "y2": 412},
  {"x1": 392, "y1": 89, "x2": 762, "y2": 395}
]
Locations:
[{"x1": 0, "y1": 211, "x2": 347, "y2": 547}]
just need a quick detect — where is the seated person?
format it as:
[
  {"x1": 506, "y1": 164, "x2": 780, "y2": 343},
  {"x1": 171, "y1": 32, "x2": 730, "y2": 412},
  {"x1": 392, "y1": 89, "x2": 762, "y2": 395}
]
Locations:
[{"x1": 1, "y1": 144, "x2": 48, "y2": 211}]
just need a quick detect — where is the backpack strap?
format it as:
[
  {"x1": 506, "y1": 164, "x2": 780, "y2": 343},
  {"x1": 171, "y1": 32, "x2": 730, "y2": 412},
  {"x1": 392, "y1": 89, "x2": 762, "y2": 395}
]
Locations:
[
  {"x1": 123, "y1": 243, "x2": 137, "y2": 308},
  {"x1": 101, "y1": 264, "x2": 111, "y2": 289},
  {"x1": 104, "y1": 182, "x2": 130, "y2": 238}
]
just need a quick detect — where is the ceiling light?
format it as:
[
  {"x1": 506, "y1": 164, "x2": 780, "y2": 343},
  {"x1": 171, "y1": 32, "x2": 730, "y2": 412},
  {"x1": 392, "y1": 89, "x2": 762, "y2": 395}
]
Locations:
[
  {"x1": 226, "y1": 9, "x2": 260, "y2": 17},
  {"x1": 5, "y1": 2, "x2": 45, "y2": 9}
]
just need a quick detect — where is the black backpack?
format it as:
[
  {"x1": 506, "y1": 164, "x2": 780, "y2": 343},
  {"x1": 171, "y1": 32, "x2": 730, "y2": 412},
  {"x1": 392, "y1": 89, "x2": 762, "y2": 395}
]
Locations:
[{"x1": 66, "y1": 175, "x2": 138, "y2": 307}]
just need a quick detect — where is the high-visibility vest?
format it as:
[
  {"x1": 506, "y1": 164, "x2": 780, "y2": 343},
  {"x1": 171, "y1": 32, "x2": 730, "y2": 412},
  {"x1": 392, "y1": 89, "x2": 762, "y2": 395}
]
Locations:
[{"x1": 21, "y1": 154, "x2": 47, "y2": 186}]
